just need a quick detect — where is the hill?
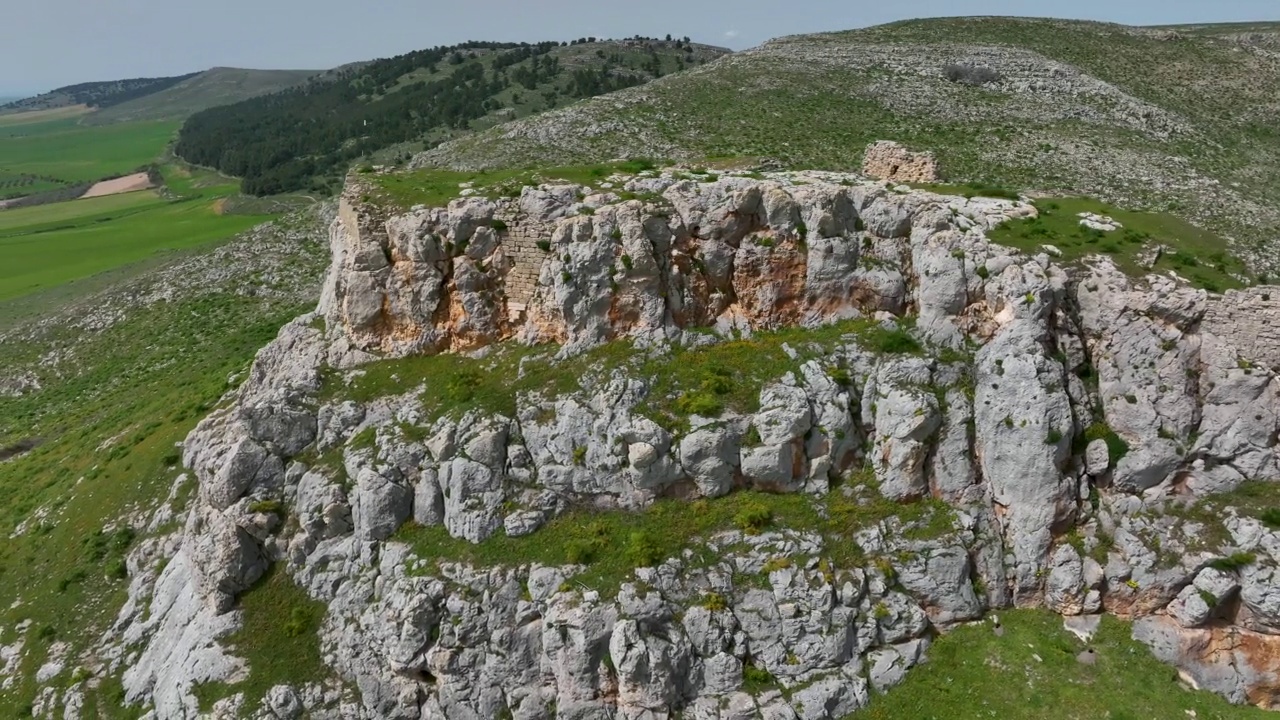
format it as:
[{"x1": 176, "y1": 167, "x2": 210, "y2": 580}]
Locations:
[
  {"x1": 419, "y1": 17, "x2": 1280, "y2": 275},
  {"x1": 0, "y1": 74, "x2": 199, "y2": 114},
  {"x1": 6, "y1": 17, "x2": 1280, "y2": 720},
  {"x1": 82, "y1": 67, "x2": 319, "y2": 125},
  {"x1": 174, "y1": 37, "x2": 729, "y2": 195}
]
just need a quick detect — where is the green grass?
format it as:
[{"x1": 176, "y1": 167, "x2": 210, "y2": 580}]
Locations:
[
  {"x1": 324, "y1": 316, "x2": 914, "y2": 435},
  {"x1": 396, "y1": 463, "x2": 957, "y2": 601},
  {"x1": 0, "y1": 193, "x2": 270, "y2": 301},
  {"x1": 0, "y1": 126, "x2": 276, "y2": 303},
  {"x1": 0, "y1": 189, "x2": 161, "y2": 233},
  {"x1": 399, "y1": 490, "x2": 826, "y2": 594},
  {"x1": 988, "y1": 197, "x2": 1248, "y2": 292},
  {"x1": 0, "y1": 119, "x2": 178, "y2": 185},
  {"x1": 642, "y1": 319, "x2": 913, "y2": 430},
  {"x1": 851, "y1": 609, "x2": 1269, "y2": 719},
  {"x1": 192, "y1": 565, "x2": 328, "y2": 711},
  {"x1": 909, "y1": 182, "x2": 1021, "y2": 200},
  {"x1": 324, "y1": 337, "x2": 639, "y2": 417}
]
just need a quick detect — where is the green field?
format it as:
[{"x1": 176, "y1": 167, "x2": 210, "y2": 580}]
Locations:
[
  {"x1": 0, "y1": 116, "x2": 275, "y2": 302},
  {"x1": 0, "y1": 119, "x2": 177, "y2": 183},
  {"x1": 0, "y1": 192, "x2": 269, "y2": 301}
]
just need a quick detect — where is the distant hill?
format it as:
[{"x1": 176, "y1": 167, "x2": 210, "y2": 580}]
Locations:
[
  {"x1": 420, "y1": 18, "x2": 1280, "y2": 273},
  {"x1": 0, "y1": 68, "x2": 319, "y2": 125},
  {"x1": 174, "y1": 37, "x2": 729, "y2": 195},
  {"x1": 0, "y1": 74, "x2": 200, "y2": 114},
  {"x1": 82, "y1": 67, "x2": 319, "y2": 125}
]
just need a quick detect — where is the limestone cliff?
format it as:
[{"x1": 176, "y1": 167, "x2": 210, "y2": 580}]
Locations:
[{"x1": 103, "y1": 170, "x2": 1280, "y2": 718}]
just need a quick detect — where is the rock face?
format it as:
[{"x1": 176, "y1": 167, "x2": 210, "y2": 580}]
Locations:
[
  {"x1": 321, "y1": 171, "x2": 1030, "y2": 360},
  {"x1": 108, "y1": 170, "x2": 1280, "y2": 719},
  {"x1": 860, "y1": 141, "x2": 941, "y2": 183}
]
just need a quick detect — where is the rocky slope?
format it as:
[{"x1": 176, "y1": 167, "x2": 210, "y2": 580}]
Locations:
[{"x1": 53, "y1": 167, "x2": 1280, "y2": 718}]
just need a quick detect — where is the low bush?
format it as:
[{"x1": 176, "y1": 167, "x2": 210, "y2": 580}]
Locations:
[
  {"x1": 942, "y1": 64, "x2": 1002, "y2": 85},
  {"x1": 1208, "y1": 552, "x2": 1256, "y2": 572},
  {"x1": 734, "y1": 502, "x2": 773, "y2": 534}
]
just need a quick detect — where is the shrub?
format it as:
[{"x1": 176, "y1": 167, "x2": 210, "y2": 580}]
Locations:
[
  {"x1": 741, "y1": 664, "x2": 776, "y2": 691},
  {"x1": 565, "y1": 539, "x2": 600, "y2": 565},
  {"x1": 1045, "y1": 428, "x2": 1063, "y2": 444},
  {"x1": 942, "y1": 64, "x2": 1002, "y2": 85},
  {"x1": 734, "y1": 503, "x2": 773, "y2": 534},
  {"x1": 445, "y1": 369, "x2": 483, "y2": 405},
  {"x1": 702, "y1": 592, "x2": 729, "y2": 611},
  {"x1": 621, "y1": 254, "x2": 633, "y2": 270},
  {"x1": 675, "y1": 390, "x2": 723, "y2": 416},
  {"x1": 626, "y1": 531, "x2": 662, "y2": 567},
  {"x1": 1084, "y1": 422, "x2": 1130, "y2": 464},
  {"x1": 975, "y1": 265, "x2": 990, "y2": 279},
  {"x1": 867, "y1": 327, "x2": 921, "y2": 354},
  {"x1": 536, "y1": 240, "x2": 551, "y2": 252},
  {"x1": 249, "y1": 499, "x2": 283, "y2": 515},
  {"x1": 1261, "y1": 508, "x2": 1280, "y2": 529},
  {"x1": 490, "y1": 219, "x2": 509, "y2": 231},
  {"x1": 572, "y1": 445, "x2": 587, "y2": 466},
  {"x1": 282, "y1": 606, "x2": 315, "y2": 638},
  {"x1": 762, "y1": 556, "x2": 793, "y2": 573},
  {"x1": 1208, "y1": 552, "x2": 1257, "y2": 572}
]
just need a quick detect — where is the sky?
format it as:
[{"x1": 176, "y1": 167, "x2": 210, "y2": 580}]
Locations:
[{"x1": 3, "y1": 0, "x2": 1277, "y2": 95}]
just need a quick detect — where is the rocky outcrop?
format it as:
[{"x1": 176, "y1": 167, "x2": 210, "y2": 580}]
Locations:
[
  {"x1": 320, "y1": 171, "x2": 1035, "y2": 361},
  {"x1": 860, "y1": 141, "x2": 941, "y2": 183},
  {"x1": 108, "y1": 170, "x2": 1280, "y2": 719}
]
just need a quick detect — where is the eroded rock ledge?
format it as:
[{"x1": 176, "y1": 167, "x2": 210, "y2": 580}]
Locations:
[{"x1": 107, "y1": 171, "x2": 1280, "y2": 719}]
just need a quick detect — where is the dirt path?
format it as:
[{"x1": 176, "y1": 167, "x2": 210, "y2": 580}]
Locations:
[{"x1": 81, "y1": 172, "x2": 154, "y2": 198}]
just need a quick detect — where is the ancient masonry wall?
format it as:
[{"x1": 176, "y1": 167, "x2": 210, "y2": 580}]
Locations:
[
  {"x1": 493, "y1": 204, "x2": 553, "y2": 313},
  {"x1": 861, "y1": 140, "x2": 940, "y2": 183},
  {"x1": 1205, "y1": 287, "x2": 1280, "y2": 369}
]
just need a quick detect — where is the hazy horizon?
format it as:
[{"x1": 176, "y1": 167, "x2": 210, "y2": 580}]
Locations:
[{"x1": 3, "y1": 0, "x2": 1277, "y2": 96}]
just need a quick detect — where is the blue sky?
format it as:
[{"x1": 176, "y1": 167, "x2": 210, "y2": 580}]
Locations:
[{"x1": 3, "y1": 0, "x2": 1277, "y2": 95}]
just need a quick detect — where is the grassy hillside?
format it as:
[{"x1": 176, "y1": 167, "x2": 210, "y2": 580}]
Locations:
[
  {"x1": 0, "y1": 74, "x2": 199, "y2": 115},
  {"x1": 175, "y1": 37, "x2": 728, "y2": 195},
  {"x1": 84, "y1": 67, "x2": 319, "y2": 125},
  {"x1": 421, "y1": 18, "x2": 1280, "y2": 275},
  {"x1": 0, "y1": 208, "x2": 328, "y2": 717}
]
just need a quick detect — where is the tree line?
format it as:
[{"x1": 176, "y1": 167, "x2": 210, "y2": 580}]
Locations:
[{"x1": 174, "y1": 39, "x2": 708, "y2": 196}]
